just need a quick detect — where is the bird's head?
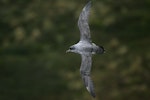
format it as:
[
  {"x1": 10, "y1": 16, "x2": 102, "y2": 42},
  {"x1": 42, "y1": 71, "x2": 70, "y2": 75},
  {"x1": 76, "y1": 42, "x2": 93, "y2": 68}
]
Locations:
[{"x1": 66, "y1": 46, "x2": 76, "y2": 53}]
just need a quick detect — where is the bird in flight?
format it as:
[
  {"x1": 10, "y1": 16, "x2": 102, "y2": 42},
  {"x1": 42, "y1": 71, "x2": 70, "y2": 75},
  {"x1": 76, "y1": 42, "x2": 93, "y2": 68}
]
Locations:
[{"x1": 66, "y1": 1, "x2": 105, "y2": 98}]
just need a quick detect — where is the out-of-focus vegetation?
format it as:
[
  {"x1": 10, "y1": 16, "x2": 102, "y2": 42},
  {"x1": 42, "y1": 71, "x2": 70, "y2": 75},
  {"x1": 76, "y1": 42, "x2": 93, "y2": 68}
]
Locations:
[{"x1": 0, "y1": 0, "x2": 150, "y2": 100}]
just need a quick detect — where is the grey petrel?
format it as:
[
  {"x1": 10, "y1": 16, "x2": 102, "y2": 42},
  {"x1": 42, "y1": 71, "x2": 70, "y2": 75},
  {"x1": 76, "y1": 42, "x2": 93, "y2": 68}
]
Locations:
[{"x1": 66, "y1": 1, "x2": 105, "y2": 98}]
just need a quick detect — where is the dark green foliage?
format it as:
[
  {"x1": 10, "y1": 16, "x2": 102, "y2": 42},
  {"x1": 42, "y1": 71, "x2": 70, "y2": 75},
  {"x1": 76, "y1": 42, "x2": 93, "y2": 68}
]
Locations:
[{"x1": 0, "y1": 0, "x2": 150, "y2": 100}]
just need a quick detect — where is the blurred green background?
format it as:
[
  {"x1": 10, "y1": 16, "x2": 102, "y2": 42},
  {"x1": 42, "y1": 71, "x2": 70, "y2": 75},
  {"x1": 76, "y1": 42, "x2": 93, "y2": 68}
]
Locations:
[{"x1": 0, "y1": 0, "x2": 150, "y2": 100}]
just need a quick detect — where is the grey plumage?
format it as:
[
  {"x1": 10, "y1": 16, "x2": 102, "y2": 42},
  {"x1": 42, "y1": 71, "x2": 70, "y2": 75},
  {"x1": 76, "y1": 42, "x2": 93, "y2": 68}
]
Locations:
[
  {"x1": 78, "y1": 1, "x2": 91, "y2": 43},
  {"x1": 66, "y1": 1, "x2": 105, "y2": 98}
]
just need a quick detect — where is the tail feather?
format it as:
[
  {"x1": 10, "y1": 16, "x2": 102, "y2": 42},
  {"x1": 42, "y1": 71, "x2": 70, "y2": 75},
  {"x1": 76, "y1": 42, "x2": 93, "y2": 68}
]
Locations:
[{"x1": 97, "y1": 46, "x2": 105, "y2": 54}]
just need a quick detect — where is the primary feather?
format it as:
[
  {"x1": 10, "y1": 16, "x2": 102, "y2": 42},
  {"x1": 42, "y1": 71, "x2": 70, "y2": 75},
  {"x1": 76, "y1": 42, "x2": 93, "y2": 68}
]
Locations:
[{"x1": 78, "y1": 1, "x2": 92, "y2": 43}]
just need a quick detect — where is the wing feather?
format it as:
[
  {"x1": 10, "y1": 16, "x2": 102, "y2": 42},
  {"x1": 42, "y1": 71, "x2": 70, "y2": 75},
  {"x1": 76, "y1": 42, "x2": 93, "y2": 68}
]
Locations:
[
  {"x1": 78, "y1": 1, "x2": 92, "y2": 43},
  {"x1": 80, "y1": 54, "x2": 96, "y2": 98}
]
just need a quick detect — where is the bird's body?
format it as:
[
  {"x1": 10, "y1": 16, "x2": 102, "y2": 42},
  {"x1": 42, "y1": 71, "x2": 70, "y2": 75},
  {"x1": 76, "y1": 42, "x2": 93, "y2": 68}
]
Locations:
[
  {"x1": 67, "y1": 1, "x2": 105, "y2": 98},
  {"x1": 70, "y1": 41, "x2": 103, "y2": 55}
]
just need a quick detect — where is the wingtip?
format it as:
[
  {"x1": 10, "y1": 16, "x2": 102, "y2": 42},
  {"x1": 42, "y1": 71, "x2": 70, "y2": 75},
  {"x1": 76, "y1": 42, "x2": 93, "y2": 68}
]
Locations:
[
  {"x1": 83, "y1": 1, "x2": 92, "y2": 10},
  {"x1": 89, "y1": 89, "x2": 96, "y2": 98},
  {"x1": 90, "y1": 93, "x2": 96, "y2": 98},
  {"x1": 86, "y1": 85, "x2": 96, "y2": 98},
  {"x1": 86, "y1": 1, "x2": 92, "y2": 7},
  {"x1": 87, "y1": 0, "x2": 92, "y2": 3}
]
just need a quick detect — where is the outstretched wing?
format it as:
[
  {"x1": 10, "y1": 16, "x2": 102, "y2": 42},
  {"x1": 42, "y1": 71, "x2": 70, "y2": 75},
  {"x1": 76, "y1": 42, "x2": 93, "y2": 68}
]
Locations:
[
  {"x1": 78, "y1": 1, "x2": 92, "y2": 43},
  {"x1": 80, "y1": 54, "x2": 96, "y2": 98}
]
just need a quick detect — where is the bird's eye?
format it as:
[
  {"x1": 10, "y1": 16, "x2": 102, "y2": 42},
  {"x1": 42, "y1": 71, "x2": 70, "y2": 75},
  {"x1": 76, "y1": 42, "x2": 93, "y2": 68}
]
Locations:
[{"x1": 69, "y1": 47, "x2": 75, "y2": 50}]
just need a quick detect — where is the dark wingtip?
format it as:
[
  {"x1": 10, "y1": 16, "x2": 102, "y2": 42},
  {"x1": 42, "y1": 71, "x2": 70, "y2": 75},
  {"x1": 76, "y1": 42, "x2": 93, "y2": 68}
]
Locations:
[
  {"x1": 85, "y1": 1, "x2": 92, "y2": 9},
  {"x1": 87, "y1": 86, "x2": 96, "y2": 98},
  {"x1": 91, "y1": 92, "x2": 96, "y2": 98}
]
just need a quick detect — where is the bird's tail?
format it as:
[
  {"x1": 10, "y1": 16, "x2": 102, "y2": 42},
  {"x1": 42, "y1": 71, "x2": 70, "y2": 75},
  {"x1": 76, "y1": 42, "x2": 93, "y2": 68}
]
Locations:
[{"x1": 96, "y1": 46, "x2": 105, "y2": 54}]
